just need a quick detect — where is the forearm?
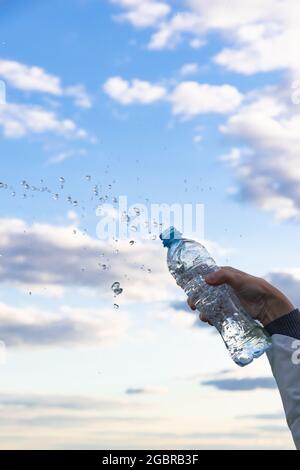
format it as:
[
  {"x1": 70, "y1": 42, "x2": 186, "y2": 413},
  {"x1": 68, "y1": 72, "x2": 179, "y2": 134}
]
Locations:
[{"x1": 266, "y1": 309, "x2": 300, "y2": 450}]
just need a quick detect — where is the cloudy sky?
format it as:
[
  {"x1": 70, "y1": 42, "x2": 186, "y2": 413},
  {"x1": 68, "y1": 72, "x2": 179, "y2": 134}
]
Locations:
[{"x1": 0, "y1": 0, "x2": 300, "y2": 449}]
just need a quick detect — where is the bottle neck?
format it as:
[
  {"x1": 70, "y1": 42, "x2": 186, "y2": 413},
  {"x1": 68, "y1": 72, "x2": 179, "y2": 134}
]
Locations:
[{"x1": 160, "y1": 227, "x2": 183, "y2": 248}]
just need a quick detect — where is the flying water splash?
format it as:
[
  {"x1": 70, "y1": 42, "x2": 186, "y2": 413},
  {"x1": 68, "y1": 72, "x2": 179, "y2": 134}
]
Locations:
[
  {"x1": 0, "y1": 174, "x2": 159, "y2": 309},
  {"x1": 111, "y1": 281, "x2": 123, "y2": 296}
]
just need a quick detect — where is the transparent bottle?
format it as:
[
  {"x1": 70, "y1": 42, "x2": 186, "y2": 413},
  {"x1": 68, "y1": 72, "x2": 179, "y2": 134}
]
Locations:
[{"x1": 160, "y1": 227, "x2": 271, "y2": 366}]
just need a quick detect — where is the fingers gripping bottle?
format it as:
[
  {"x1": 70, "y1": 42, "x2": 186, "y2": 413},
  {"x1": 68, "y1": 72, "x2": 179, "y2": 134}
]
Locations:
[{"x1": 160, "y1": 227, "x2": 271, "y2": 366}]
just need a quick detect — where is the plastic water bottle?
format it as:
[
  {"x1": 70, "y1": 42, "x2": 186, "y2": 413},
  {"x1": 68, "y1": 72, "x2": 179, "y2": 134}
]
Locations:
[{"x1": 160, "y1": 227, "x2": 271, "y2": 366}]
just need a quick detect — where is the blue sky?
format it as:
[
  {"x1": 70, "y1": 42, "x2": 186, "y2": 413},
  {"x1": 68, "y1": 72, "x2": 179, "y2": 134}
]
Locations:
[{"x1": 0, "y1": 0, "x2": 300, "y2": 449}]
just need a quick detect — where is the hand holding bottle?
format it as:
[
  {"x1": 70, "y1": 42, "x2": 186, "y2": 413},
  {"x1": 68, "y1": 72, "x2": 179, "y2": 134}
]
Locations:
[
  {"x1": 188, "y1": 266, "x2": 294, "y2": 327},
  {"x1": 161, "y1": 227, "x2": 273, "y2": 366}
]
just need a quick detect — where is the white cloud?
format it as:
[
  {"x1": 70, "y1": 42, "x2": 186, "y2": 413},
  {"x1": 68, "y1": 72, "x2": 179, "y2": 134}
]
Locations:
[
  {"x1": 169, "y1": 82, "x2": 243, "y2": 117},
  {"x1": 103, "y1": 76, "x2": 167, "y2": 105},
  {"x1": 0, "y1": 61, "x2": 91, "y2": 139},
  {"x1": 0, "y1": 102, "x2": 88, "y2": 139},
  {"x1": 156, "y1": 306, "x2": 197, "y2": 330},
  {"x1": 0, "y1": 217, "x2": 173, "y2": 303},
  {"x1": 191, "y1": 1, "x2": 300, "y2": 77},
  {"x1": 147, "y1": 0, "x2": 270, "y2": 50},
  {"x1": 179, "y1": 63, "x2": 199, "y2": 76},
  {"x1": 0, "y1": 59, "x2": 62, "y2": 95},
  {"x1": 187, "y1": 0, "x2": 277, "y2": 30},
  {"x1": 266, "y1": 269, "x2": 300, "y2": 308},
  {"x1": 189, "y1": 38, "x2": 205, "y2": 49},
  {"x1": 0, "y1": 302, "x2": 128, "y2": 349},
  {"x1": 0, "y1": 59, "x2": 91, "y2": 108},
  {"x1": 113, "y1": 0, "x2": 300, "y2": 80},
  {"x1": 49, "y1": 148, "x2": 87, "y2": 164},
  {"x1": 0, "y1": 215, "x2": 233, "y2": 305},
  {"x1": 214, "y1": 22, "x2": 300, "y2": 75},
  {"x1": 65, "y1": 85, "x2": 92, "y2": 109},
  {"x1": 218, "y1": 147, "x2": 252, "y2": 167},
  {"x1": 0, "y1": 391, "x2": 160, "y2": 450},
  {"x1": 0, "y1": 213, "x2": 236, "y2": 349},
  {"x1": 220, "y1": 88, "x2": 300, "y2": 220},
  {"x1": 111, "y1": 0, "x2": 170, "y2": 28},
  {"x1": 193, "y1": 134, "x2": 202, "y2": 143},
  {"x1": 148, "y1": 12, "x2": 204, "y2": 50},
  {"x1": 206, "y1": 0, "x2": 300, "y2": 76},
  {"x1": 204, "y1": 239, "x2": 235, "y2": 260},
  {"x1": 104, "y1": 77, "x2": 243, "y2": 117}
]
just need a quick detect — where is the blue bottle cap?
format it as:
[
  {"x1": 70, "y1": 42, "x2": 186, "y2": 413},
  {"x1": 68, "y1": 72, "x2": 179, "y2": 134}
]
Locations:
[{"x1": 160, "y1": 226, "x2": 183, "y2": 248}]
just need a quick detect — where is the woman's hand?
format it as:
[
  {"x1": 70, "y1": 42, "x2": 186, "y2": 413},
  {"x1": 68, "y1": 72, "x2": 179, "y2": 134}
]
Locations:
[{"x1": 188, "y1": 266, "x2": 294, "y2": 326}]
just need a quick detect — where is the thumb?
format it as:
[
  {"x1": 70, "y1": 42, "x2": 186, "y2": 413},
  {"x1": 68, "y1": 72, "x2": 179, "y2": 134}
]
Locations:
[{"x1": 205, "y1": 267, "x2": 243, "y2": 290}]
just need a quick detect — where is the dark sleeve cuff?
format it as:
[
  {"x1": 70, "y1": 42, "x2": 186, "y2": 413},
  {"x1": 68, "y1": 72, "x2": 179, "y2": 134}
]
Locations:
[{"x1": 265, "y1": 309, "x2": 300, "y2": 339}]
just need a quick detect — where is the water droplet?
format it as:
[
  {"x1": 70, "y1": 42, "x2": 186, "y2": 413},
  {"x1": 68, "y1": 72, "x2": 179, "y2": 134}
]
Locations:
[
  {"x1": 85, "y1": 175, "x2": 91, "y2": 181},
  {"x1": 59, "y1": 177, "x2": 65, "y2": 189},
  {"x1": 113, "y1": 303, "x2": 119, "y2": 310},
  {"x1": 113, "y1": 197, "x2": 118, "y2": 203},
  {"x1": 73, "y1": 229, "x2": 77, "y2": 234},
  {"x1": 53, "y1": 193, "x2": 59, "y2": 200},
  {"x1": 134, "y1": 207, "x2": 141, "y2": 216},
  {"x1": 67, "y1": 196, "x2": 72, "y2": 204},
  {"x1": 130, "y1": 225, "x2": 137, "y2": 232},
  {"x1": 0, "y1": 182, "x2": 4, "y2": 188},
  {"x1": 129, "y1": 240, "x2": 135, "y2": 246},
  {"x1": 73, "y1": 200, "x2": 78, "y2": 207},
  {"x1": 22, "y1": 182, "x2": 30, "y2": 190},
  {"x1": 121, "y1": 212, "x2": 130, "y2": 223},
  {"x1": 111, "y1": 281, "x2": 123, "y2": 296}
]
